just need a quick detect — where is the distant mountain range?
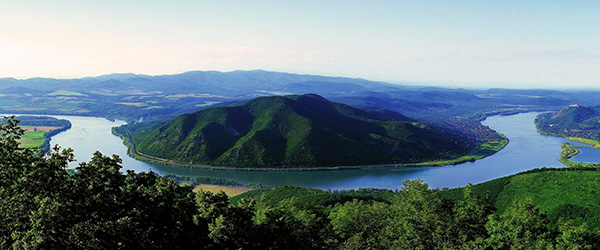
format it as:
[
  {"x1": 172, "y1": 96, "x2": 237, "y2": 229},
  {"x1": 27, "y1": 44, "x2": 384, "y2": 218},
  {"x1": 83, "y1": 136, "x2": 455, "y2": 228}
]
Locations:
[
  {"x1": 536, "y1": 104, "x2": 600, "y2": 140},
  {"x1": 4, "y1": 69, "x2": 600, "y2": 154},
  {"x1": 1, "y1": 69, "x2": 596, "y2": 124},
  {"x1": 123, "y1": 94, "x2": 471, "y2": 168},
  {"x1": 0, "y1": 70, "x2": 399, "y2": 96}
]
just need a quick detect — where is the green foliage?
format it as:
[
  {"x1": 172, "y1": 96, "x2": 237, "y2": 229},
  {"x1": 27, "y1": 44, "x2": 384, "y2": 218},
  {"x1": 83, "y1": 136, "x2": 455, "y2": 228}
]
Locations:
[
  {"x1": 1, "y1": 116, "x2": 203, "y2": 249},
  {"x1": 4, "y1": 116, "x2": 72, "y2": 152},
  {"x1": 231, "y1": 186, "x2": 395, "y2": 211},
  {"x1": 486, "y1": 198, "x2": 553, "y2": 249},
  {"x1": 328, "y1": 200, "x2": 392, "y2": 249},
  {"x1": 164, "y1": 174, "x2": 244, "y2": 187},
  {"x1": 561, "y1": 143, "x2": 581, "y2": 159},
  {"x1": 453, "y1": 184, "x2": 496, "y2": 246},
  {"x1": 386, "y1": 180, "x2": 456, "y2": 249},
  {"x1": 253, "y1": 198, "x2": 327, "y2": 249},
  {"x1": 195, "y1": 191, "x2": 255, "y2": 249},
  {"x1": 555, "y1": 219, "x2": 600, "y2": 249},
  {"x1": 443, "y1": 168, "x2": 600, "y2": 230},
  {"x1": 126, "y1": 94, "x2": 472, "y2": 168},
  {"x1": 442, "y1": 176, "x2": 513, "y2": 205},
  {"x1": 19, "y1": 131, "x2": 46, "y2": 148}
]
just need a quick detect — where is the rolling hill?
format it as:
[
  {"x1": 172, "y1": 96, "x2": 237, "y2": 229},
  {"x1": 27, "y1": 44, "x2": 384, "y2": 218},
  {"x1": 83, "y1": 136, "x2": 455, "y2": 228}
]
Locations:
[
  {"x1": 442, "y1": 168, "x2": 600, "y2": 229},
  {"x1": 536, "y1": 104, "x2": 600, "y2": 140},
  {"x1": 123, "y1": 94, "x2": 472, "y2": 168}
]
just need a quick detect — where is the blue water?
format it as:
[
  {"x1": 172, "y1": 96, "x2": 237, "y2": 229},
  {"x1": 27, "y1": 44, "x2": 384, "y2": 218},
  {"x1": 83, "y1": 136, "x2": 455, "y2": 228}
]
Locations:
[
  {"x1": 570, "y1": 147, "x2": 600, "y2": 164},
  {"x1": 11, "y1": 112, "x2": 575, "y2": 190}
]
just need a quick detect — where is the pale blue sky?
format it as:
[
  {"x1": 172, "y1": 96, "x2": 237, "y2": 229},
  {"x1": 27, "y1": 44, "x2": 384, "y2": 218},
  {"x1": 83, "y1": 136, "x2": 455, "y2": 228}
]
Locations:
[{"x1": 1, "y1": 1, "x2": 599, "y2": 89}]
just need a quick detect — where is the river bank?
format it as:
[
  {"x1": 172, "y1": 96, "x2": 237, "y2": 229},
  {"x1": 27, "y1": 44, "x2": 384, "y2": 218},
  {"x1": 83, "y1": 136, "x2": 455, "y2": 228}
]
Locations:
[{"x1": 14, "y1": 112, "x2": 570, "y2": 189}]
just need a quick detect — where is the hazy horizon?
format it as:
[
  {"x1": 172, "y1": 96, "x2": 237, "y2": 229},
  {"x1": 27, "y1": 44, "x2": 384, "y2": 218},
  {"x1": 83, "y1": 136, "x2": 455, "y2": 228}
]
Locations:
[
  {"x1": 2, "y1": 1, "x2": 599, "y2": 89},
  {"x1": 3, "y1": 68, "x2": 600, "y2": 91}
]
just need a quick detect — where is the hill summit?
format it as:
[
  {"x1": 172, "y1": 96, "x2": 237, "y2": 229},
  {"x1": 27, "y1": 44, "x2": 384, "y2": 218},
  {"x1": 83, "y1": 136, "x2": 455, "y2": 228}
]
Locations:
[
  {"x1": 126, "y1": 94, "x2": 471, "y2": 168},
  {"x1": 536, "y1": 104, "x2": 600, "y2": 140}
]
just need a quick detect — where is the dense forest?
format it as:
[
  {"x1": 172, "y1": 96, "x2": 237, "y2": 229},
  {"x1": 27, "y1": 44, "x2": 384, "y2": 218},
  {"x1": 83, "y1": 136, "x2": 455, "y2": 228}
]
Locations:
[
  {"x1": 2, "y1": 117, "x2": 599, "y2": 249},
  {"x1": 121, "y1": 94, "x2": 473, "y2": 168}
]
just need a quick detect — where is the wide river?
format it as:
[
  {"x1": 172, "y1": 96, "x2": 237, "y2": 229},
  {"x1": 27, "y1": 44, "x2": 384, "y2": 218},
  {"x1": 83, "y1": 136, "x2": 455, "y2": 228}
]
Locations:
[{"x1": 30, "y1": 112, "x2": 576, "y2": 190}]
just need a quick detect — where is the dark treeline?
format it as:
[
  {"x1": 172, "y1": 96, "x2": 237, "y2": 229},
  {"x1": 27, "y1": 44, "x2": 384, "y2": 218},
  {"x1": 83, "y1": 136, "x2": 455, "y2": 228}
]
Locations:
[
  {"x1": 1, "y1": 117, "x2": 599, "y2": 249},
  {"x1": 0, "y1": 116, "x2": 71, "y2": 128},
  {"x1": 164, "y1": 174, "x2": 245, "y2": 187}
]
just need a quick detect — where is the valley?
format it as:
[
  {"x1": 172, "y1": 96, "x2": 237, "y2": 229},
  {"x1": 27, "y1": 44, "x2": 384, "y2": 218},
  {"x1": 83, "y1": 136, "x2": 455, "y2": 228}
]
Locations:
[
  {"x1": 6, "y1": 84, "x2": 600, "y2": 249},
  {"x1": 36, "y1": 112, "x2": 571, "y2": 190},
  {"x1": 2, "y1": 64, "x2": 600, "y2": 250},
  {"x1": 5, "y1": 1, "x2": 600, "y2": 247},
  {"x1": 2, "y1": 71, "x2": 600, "y2": 250}
]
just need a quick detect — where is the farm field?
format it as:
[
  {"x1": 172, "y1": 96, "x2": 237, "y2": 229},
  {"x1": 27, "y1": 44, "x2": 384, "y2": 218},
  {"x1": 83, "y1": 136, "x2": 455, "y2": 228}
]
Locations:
[
  {"x1": 193, "y1": 184, "x2": 255, "y2": 197},
  {"x1": 22, "y1": 126, "x2": 61, "y2": 132},
  {"x1": 19, "y1": 131, "x2": 47, "y2": 148},
  {"x1": 18, "y1": 126, "x2": 62, "y2": 148}
]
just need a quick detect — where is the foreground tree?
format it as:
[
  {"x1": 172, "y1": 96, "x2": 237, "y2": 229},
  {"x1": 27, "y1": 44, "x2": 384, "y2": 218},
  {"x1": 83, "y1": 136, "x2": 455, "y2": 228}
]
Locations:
[
  {"x1": 386, "y1": 179, "x2": 455, "y2": 249},
  {"x1": 254, "y1": 198, "x2": 328, "y2": 249},
  {"x1": 486, "y1": 198, "x2": 553, "y2": 249},
  {"x1": 328, "y1": 199, "x2": 392, "y2": 249},
  {"x1": 453, "y1": 184, "x2": 496, "y2": 248},
  {"x1": 0, "y1": 117, "x2": 74, "y2": 248},
  {"x1": 0, "y1": 117, "x2": 204, "y2": 249}
]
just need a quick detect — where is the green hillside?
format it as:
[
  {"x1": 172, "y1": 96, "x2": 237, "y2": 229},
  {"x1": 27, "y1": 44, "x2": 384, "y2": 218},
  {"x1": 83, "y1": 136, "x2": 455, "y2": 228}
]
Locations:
[
  {"x1": 234, "y1": 168, "x2": 600, "y2": 230},
  {"x1": 536, "y1": 104, "x2": 600, "y2": 140},
  {"x1": 231, "y1": 186, "x2": 395, "y2": 210},
  {"x1": 442, "y1": 168, "x2": 600, "y2": 229},
  {"x1": 123, "y1": 94, "x2": 472, "y2": 168}
]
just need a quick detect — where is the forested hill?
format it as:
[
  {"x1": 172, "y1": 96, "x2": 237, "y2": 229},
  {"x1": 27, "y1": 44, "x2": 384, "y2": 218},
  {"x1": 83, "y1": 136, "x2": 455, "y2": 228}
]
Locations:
[
  {"x1": 122, "y1": 94, "x2": 472, "y2": 168},
  {"x1": 536, "y1": 104, "x2": 600, "y2": 140}
]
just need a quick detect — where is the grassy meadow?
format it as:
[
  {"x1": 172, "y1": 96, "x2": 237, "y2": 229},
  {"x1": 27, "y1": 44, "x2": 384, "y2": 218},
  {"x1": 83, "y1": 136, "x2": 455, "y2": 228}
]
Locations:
[{"x1": 19, "y1": 131, "x2": 47, "y2": 148}]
